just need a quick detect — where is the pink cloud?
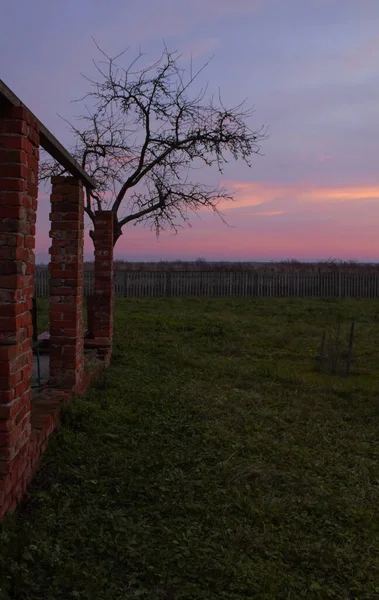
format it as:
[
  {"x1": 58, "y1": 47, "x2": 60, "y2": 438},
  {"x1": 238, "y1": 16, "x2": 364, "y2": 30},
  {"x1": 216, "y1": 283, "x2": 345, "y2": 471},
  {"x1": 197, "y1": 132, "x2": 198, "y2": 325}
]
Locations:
[
  {"x1": 194, "y1": 0, "x2": 262, "y2": 15},
  {"x1": 34, "y1": 178, "x2": 379, "y2": 263},
  {"x1": 214, "y1": 180, "x2": 379, "y2": 214},
  {"x1": 298, "y1": 152, "x2": 334, "y2": 165},
  {"x1": 181, "y1": 38, "x2": 219, "y2": 60},
  {"x1": 344, "y1": 36, "x2": 379, "y2": 71},
  {"x1": 107, "y1": 210, "x2": 379, "y2": 262}
]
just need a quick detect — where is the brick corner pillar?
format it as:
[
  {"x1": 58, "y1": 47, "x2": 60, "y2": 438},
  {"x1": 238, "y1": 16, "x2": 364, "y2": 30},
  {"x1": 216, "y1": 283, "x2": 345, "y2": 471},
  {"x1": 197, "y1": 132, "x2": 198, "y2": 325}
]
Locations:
[
  {"x1": 49, "y1": 176, "x2": 84, "y2": 391},
  {"x1": 88, "y1": 211, "x2": 114, "y2": 366},
  {"x1": 0, "y1": 104, "x2": 39, "y2": 516}
]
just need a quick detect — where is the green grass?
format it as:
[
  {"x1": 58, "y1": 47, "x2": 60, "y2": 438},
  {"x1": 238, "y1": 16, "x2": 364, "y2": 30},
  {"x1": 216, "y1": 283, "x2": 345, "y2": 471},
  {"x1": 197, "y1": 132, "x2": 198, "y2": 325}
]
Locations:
[
  {"x1": 35, "y1": 299, "x2": 49, "y2": 335},
  {"x1": 1, "y1": 297, "x2": 379, "y2": 599}
]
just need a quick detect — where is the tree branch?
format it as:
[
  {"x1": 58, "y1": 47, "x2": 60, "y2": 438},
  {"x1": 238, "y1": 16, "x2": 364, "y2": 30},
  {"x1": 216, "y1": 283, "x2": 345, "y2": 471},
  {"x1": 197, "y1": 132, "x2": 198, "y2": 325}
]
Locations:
[{"x1": 39, "y1": 41, "x2": 267, "y2": 247}]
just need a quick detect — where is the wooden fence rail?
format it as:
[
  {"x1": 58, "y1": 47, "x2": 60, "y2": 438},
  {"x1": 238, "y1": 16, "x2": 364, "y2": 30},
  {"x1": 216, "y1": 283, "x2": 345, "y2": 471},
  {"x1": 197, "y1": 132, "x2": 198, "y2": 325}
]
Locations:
[{"x1": 34, "y1": 268, "x2": 379, "y2": 298}]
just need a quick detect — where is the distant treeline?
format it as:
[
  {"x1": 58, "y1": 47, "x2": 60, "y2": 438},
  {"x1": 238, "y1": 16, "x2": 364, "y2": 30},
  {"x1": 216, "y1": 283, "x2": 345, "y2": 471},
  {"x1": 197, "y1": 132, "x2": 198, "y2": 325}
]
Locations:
[{"x1": 72, "y1": 259, "x2": 379, "y2": 273}]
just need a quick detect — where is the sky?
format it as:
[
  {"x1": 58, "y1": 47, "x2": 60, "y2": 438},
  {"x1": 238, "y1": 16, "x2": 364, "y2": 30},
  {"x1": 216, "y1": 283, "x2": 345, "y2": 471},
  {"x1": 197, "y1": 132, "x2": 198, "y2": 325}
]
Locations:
[{"x1": 1, "y1": 0, "x2": 379, "y2": 262}]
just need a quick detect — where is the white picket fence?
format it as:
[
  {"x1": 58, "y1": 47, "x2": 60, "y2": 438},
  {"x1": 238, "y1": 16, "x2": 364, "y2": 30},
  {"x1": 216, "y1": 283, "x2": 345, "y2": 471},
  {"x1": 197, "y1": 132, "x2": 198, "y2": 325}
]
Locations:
[{"x1": 34, "y1": 268, "x2": 379, "y2": 298}]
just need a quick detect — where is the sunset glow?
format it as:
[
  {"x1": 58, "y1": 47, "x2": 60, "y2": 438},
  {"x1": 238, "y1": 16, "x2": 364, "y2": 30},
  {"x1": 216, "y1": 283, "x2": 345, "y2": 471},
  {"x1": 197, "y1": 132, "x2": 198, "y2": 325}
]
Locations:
[{"x1": 2, "y1": 0, "x2": 378, "y2": 262}]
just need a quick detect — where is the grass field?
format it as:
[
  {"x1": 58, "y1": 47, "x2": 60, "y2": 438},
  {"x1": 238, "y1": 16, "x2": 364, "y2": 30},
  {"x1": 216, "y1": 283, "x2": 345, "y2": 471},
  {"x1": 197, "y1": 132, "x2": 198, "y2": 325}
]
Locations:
[{"x1": 1, "y1": 297, "x2": 379, "y2": 599}]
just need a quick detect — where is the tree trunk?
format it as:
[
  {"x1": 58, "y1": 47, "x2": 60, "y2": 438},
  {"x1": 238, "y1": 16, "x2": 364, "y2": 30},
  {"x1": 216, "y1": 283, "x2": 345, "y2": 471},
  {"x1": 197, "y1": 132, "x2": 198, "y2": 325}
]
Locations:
[{"x1": 89, "y1": 210, "x2": 122, "y2": 248}]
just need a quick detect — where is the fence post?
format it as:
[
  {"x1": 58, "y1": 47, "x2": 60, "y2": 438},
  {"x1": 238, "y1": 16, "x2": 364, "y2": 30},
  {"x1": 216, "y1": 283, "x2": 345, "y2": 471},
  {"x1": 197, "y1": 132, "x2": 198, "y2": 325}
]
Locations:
[
  {"x1": 34, "y1": 267, "x2": 378, "y2": 300},
  {"x1": 165, "y1": 270, "x2": 172, "y2": 297}
]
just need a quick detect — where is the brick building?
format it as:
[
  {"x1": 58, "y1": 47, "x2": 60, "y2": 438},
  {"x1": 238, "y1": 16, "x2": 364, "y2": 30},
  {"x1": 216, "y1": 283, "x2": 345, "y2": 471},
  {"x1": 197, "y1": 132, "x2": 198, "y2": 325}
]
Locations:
[{"x1": 0, "y1": 80, "x2": 114, "y2": 518}]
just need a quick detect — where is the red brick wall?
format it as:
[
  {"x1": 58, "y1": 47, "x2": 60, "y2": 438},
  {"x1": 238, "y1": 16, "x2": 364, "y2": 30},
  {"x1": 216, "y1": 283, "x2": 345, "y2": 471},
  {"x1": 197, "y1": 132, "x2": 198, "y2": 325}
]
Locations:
[
  {"x1": 88, "y1": 212, "x2": 114, "y2": 365},
  {"x1": 0, "y1": 105, "x2": 110, "y2": 519},
  {"x1": 0, "y1": 104, "x2": 39, "y2": 516},
  {"x1": 49, "y1": 176, "x2": 84, "y2": 391}
]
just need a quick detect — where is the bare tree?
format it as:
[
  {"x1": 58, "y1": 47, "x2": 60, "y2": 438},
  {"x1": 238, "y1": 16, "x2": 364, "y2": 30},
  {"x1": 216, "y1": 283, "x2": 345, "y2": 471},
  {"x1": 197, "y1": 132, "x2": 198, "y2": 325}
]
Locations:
[{"x1": 40, "y1": 43, "x2": 266, "y2": 246}]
